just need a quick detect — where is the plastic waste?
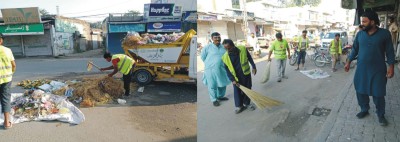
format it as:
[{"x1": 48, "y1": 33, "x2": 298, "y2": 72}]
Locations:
[{"x1": 117, "y1": 99, "x2": 126, "y2": 104}]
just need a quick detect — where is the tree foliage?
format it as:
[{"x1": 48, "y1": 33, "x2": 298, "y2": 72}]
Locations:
[
  {"x1": 124, "y1": 10, "x2": 141, "y2": 16},
  {"x1": 39, "y1": 9, "x2": 50, "y2": 16},
  {"x1": 277, "y1": 0, "x2": 321, "y2": 7}
]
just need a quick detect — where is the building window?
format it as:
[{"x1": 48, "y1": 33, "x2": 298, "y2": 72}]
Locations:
[{"x1": 232, "y1": 0, "x2": 240, "y2": 9}]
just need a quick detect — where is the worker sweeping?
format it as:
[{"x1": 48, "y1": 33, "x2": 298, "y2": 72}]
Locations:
[
  {"x1": 100, "y1": 52, "x2": 135, "y2": 97},
  {"x1": 221, "y1": 39, "x2": 257, "y2": 114}
]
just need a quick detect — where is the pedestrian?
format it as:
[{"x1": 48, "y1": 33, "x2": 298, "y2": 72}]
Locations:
[
  {"x1": 0, "y1": 33, "x2": 16, "y2": 129},
  {"x1": 295, "y1": 30, "x2": 309, "y2": 71},
  {"x1": 389, "y1": 17, "x2": 398, "y2": 47},
  {"x1": 221, "y1": 39, "x2": 257, "y2": 114},
  {"x1": 247, "y1": 33, "x2": 260, "y2": 56},
  {"x1": 329, "y1": 33, "x2": 342, "y2": 72},
  {"x1": 267, "y1": 33, "x2": 291, "y2": 82},
  {"x1": 100, "y1": 52, "x2": 135, "y2": 97},
  {"x1": 345, "y1": 10, "x2": 395, "y2": 126},
  {"x1": 201, "y1": 32, "x2": 231, "y2": 107}
]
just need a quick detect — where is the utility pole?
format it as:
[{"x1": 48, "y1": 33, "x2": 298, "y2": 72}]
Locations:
[
  {"x1": 56, "y1": 6, "x2": 59, "y2": 16},
  {"x1": 242, "y1": 0, "x2": 248, "y2": 41}
]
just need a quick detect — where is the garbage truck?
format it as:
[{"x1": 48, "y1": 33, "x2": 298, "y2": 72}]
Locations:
[{"x1": 122, "y1": 29, "x2": 197, "y2": 85}]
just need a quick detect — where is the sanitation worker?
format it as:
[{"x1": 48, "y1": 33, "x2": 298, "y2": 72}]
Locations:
[
  {"x1": 0, "y1": 33, "x2": 16, "y2": 129},
  {"x1": 222, "y1": 39, "x2": 257, "y2": 114},
  {"x1": 101, "y1": 52, "x2": 135, "y2": 97}
]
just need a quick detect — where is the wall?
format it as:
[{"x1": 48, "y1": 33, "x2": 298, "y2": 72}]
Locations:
[
  {"x1": 23, "y1": 29, "x2": 53, "y2": 56},
  {"x1": 54, "y1": 32, "x2": 74, "y2": 55},
  {"x1": 55, "y1": 17, "x2": 92, "y2": 52},
  {"x1": 3, "y1": 36, "x2": 23, "y2": 56}
]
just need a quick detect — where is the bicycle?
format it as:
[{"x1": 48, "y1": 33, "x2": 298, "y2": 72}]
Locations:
[
  {"x1": 289, "y1": 42, "x2": 298, "y2": 66},
  {"x1": 313, "y1": 46, "x2": 356, "y2": 68}
]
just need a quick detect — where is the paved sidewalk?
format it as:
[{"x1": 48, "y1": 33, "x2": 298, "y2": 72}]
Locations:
[{"x1": 315, "y1": 64, "x2": 400, "y2": 142}]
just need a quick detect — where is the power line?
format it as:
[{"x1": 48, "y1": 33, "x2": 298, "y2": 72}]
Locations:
[{"x1": 62, "y1": 0, "x2": 132, "y2": 15}]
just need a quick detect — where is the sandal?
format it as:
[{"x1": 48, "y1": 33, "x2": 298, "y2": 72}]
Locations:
[{"x1": 4, "y1": 121, "x2": 12, "y2": 129}]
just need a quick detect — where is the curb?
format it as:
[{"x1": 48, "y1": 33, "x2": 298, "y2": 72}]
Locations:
[{"x1": 314, "y1": 68, "x2": 356, "y2": 142}]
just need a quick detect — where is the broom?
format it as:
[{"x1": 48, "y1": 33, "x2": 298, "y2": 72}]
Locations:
[
  {"x1": 237, "y1": 84, "x2": 283, "y2": 109},
  {"x1": 87, "y1": 61, "x2": 103, "y2": 72}
]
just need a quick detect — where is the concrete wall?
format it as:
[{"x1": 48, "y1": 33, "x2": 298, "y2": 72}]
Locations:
[{"x1": 55, "y1": 17, "x2": 92, "y2": 52}]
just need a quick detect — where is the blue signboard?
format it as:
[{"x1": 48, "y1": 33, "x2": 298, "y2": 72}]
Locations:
[
  {"x1": 149, "y1": 4, "x2": 174, "y2": 16},
  {"x1": 147, "y1": 22, "x2": 182, "y2": 33},
  {"x1": 109, "y1": 24, "x2": 145, "y2": 33}
]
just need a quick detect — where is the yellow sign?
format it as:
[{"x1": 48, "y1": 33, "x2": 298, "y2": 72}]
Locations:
[{"x1": 1, "y1": 7, "x2": 41, "y2": 24}]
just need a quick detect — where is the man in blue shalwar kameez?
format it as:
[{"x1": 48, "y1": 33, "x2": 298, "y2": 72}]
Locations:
[
  {"x1": 201, "y1": 32, "x2": 231, "y2": 107},
  {"x1": 221, "y1": 39, "x2": 257, "y2": 114},
  {"x1": 345, "y1": 11, "x2": 395, "y2": 126}
]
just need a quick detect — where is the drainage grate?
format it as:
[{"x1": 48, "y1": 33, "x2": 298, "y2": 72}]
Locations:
[{"x1": 311, "y1": 107, "x2": 331, "y2": 116}]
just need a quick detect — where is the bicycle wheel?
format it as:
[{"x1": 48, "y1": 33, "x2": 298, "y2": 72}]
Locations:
[
  {"x1": 289, "y1": 53, "x2": 297, "y2": 66},
  {"x1": 314, "y1": 55, "x2": 326, "y2": 67}
]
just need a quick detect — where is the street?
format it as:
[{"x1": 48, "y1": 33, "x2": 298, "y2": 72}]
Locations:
[
  {"x1": 1, "y1": 54, "x2": 197, "y2": 142},
  {"x1": 197, "y1": 49, "x2": 352, "y2": 142}
]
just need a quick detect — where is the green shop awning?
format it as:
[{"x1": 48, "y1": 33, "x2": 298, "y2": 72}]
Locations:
[{"x1": 0, "y1": 23, "x2": 44, "y2": 35}]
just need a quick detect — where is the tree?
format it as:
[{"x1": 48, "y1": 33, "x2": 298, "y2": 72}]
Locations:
[
  {"x1": 39, "y1": 9, "x2": 50, "y2": 16},
  {"x1": 124, "y1": 10, "x2": 141, "y2": 16},
  {"x1": 277, "y1": 0, "x2": 321, "y2": 7}
]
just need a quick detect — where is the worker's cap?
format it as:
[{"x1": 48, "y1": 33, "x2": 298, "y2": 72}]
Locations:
[{"x1": 335, "y1": 33, "x2": 340, "y2": 37}]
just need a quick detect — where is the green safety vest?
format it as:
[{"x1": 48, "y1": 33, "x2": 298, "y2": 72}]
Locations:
[
  {"x1": 298, "y1": 37, "x2": 309, "y2": 51},
  {"x1": 222, "y1": 46, "x2": 251, "y2": 82},
  {"x1": 0, "y1": 46, "x2": 13, "y2": 84},
  {"x1": 270, "y1": 39, "x2": 289, "y2": 60},
  {"x1": 111, "y1": 54, "x2": 134, "y2": 75},
  {"x1": 330, "y1": 39, "x2": 342, "y2": 54}
]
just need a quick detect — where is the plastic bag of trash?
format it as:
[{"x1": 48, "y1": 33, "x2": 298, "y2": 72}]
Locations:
[{"x1": 261, "y1": 61, "x2": 271, "y2": 83}]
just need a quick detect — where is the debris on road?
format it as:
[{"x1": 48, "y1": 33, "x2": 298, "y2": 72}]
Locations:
[
  {"x1": 52, "y1": 76, "x2": 134, "y2": 107},
  {"x1": 2, "y1": 91, "x2": 85, "y2": 125},
  {"x1": 117, "y1": 99, "x2": 126, "y2": 104},
  {"x1": 300, "y1": 69, "x2": 330, "y2": 79},
  {"x1": 138, "y1": 86, "x2": 144, "y2": 93},
  {"x1": 17, "y1": 79, "x2": 51, "y2": 89}
]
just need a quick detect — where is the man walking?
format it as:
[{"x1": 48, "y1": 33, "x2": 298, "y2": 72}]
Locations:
[
  {"x1": 295, "y1": 30, "x2": 309, "y2": 71},
  {"x1": 201, "y1": 32, "x2": 231, "y2": 106},
  {"x1": 221, "y1": 39, "x2": 257, "y2": 114},
  {"x1": 268, "y1": 33, "x2": 291, "y2": 82},
  {"x1": 247, "y1": 33, "x2": 260, "y2": 57},
  {"x1": 0, "y1": 33, "x2": 16, "y2": 129},
  {"x1": 101, "y1": 52, "x2": 135, "y2": 97},
  {"x1": 345, "y1": 10, "x2": 395, "y2": 126},
  {"x1": 329, "y1": 33, "x2": 342, "y2": 72}
]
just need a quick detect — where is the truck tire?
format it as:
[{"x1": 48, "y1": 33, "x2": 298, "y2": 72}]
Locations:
[{"x1": 134, "y1": 69, "x2": 153, "y2": 85}]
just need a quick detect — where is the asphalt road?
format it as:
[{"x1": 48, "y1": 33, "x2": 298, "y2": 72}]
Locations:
[
  {"x1": 197, "y1": 49, "x2": 352, "y2": 142},
  {"x1": 2, "y1": 56, "x2": 197, "y2": 142}
]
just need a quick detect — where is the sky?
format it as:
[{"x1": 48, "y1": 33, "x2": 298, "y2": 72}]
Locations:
[{"x1": 0, "y1": 0, "x2": 151, "y2": 22}]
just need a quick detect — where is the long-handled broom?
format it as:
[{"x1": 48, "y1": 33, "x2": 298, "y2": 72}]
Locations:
[
  {"x1": 237, "y1": 84, "x2": 283, "y2": 109},
  {"x1": 87, "y1": 60, "x2": 103, "y2": 72}
]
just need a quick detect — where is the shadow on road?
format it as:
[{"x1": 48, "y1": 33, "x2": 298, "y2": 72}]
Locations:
[{"x1": 168, "y1": 136, "x2": 197, "y2": 142}]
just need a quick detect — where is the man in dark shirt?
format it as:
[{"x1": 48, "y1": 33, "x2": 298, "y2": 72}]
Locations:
[{"x1": 221, "y1": 39, "x2": 257, "y2": 114}]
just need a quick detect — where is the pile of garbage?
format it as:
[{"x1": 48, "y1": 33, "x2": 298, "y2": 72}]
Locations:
[
  {"x1": 18, "y1": 76, "x2": 128, "y2": 108},
  {"x1": 300, "y1": 69, "x2": 330, "y2": 79},
  {"x1": 3, "y1": 90, "x2": 85, "y2": 125},
  {"x1": 122, "y1": 31, "x2": 185, "y2": 47},
  {"x1": 52, "y1": 77, "x2": 125, "y2": 107}
]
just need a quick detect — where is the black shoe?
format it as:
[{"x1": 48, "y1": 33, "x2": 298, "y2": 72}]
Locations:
[
  {"x1": 213, "y1": 101, "x2": 220, "y2": 107},
  {"x1": 235, "y1": 107, "x2": 246, "y2": 114},
  {"x1": 379, "y1": 116, "x2": 388, "y2": 126},
  {"x1": 218, "y1": 97, "x2": 229, "y2": 101},
  {"x1": 356, "y1": 111, "x2": 369, "y2": 119}
]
